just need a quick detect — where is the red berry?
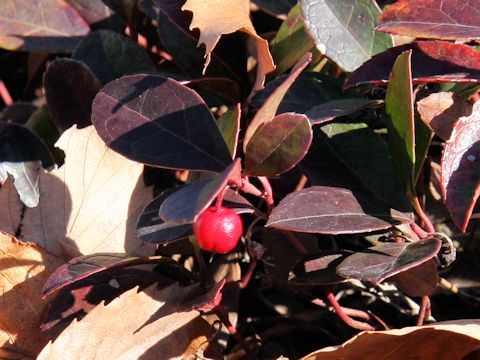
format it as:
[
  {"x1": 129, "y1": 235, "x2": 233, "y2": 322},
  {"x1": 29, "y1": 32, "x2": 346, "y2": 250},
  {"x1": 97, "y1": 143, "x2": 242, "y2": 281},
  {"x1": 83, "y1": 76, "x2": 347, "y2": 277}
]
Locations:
[{"x1": 193, "y1": 206, "x2": 243, "y2": 253}]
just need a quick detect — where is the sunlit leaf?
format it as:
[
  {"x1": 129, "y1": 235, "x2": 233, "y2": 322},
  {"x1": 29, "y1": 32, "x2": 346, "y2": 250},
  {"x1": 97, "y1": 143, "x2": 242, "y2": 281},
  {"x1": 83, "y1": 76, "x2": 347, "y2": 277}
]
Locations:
[
  {"x1": 92, "y1": 73, "x2": 232, "y2": 172},
  {"x1": 441, "y1": 101, "x2": 480, "y2": 232},
  {"x1": 300, "y1": 0, "x2": 392, "y2": 72},
  {"x1": 217, "y1": 103, "x2": 241, "y2": 158}
]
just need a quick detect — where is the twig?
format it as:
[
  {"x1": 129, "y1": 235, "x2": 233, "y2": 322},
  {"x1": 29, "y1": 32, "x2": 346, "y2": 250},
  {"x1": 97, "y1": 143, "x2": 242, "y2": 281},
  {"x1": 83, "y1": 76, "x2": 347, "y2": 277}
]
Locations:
[{"x1": 323, "y1": 287, "x2": 375, "y2": 331}]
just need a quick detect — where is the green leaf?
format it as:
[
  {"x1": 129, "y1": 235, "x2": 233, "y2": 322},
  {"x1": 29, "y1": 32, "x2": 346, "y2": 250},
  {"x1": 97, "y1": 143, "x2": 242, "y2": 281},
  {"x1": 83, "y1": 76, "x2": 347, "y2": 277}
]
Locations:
[
  {"x1": 385, "y1": 50, "x2": 416, "y2": 199},
  {"x1": 270, "y1": 4, "x2": 315, "y2": 76},
  {"x1": 300, "y1": 0, "x2": 393, "y2": 72},
  {"x1": 217, "y1": 104, "x2": 241, "y2": 158}
]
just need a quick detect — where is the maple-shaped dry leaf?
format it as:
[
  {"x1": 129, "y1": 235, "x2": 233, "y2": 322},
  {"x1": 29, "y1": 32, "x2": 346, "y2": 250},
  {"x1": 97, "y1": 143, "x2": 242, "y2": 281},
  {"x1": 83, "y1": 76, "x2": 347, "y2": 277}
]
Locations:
[
  {"x1": 0, "y1": 231, "x2": 63, "y2": 357},
  {"x1": 18, "y1": 125, "x2": 154, "y2": 258},
  {"x1": 37, "y1": 283, "x2": 220, "y2": 360},
  {"x1": 182, "y1": 0, "x2": 275, "y2": 93},
  {"x1": 302, "y1": 319, "x2": 480, "y2": 360},
  {"x1": 417, "y1": 92, "x2": 473, "y2": 141}
]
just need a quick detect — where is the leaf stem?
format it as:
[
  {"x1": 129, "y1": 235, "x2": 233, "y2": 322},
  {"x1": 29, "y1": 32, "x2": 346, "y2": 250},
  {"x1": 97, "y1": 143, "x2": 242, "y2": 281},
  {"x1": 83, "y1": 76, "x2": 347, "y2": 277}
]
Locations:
[
  {"x1": 412, "y1": 197, "x2": 435, "y2": 233},
  {"x1": 323, "y1": 287, "x2": 375, "y2": 331},
  {"x1": 214, "y1": 304, "x2": 257, "y2": 359},
  {"x1": 416, "y1": 296, "x2": 431, "y2": 326},
  {"x1": 0, "y1": 80, "x2": 13, "y2": 106},
  {"x1": 257, "y1": 176, "x2": 274, "y2": 212}
]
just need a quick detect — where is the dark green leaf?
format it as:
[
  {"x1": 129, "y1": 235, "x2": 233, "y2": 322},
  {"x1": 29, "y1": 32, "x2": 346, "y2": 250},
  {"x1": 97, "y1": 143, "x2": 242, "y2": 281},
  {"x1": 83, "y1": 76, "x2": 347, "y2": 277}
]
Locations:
[
  {"x1": 217, "y1": 104, "x2": 240, "y2": 158},
  {"x1": 91, "y1": 74, "x2": 233, "y2": 172},
  {"x1": 72, "y1": 30, "x2": 155, "y2": 84},
  {"x1": 245, "y1": 112, "x2": 312, "y2": 176},
  {"x1": 306, "y1": 98, "x2": 376, "y2": 125}
]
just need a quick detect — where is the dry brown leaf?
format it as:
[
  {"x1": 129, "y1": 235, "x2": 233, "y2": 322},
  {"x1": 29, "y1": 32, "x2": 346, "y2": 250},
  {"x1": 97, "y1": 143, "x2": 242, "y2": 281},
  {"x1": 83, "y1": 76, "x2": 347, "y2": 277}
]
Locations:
[
  {"x1": 417, "y1": 92, "x2": 473, "y2": 141},
  {"x1": 302, "y1": 320, "x2": 480, "y2": 360},
  {"x1": 38, "y1": 283, "x2": 221, "y2": 360},
  {"x1": 182, "y1": 0, "x2": 275, "y2": 93},
  {"x1": 0, "y1": 231, "x2": 63, "y2": 357},
  {"x1": 0, "y1": 178, "x2": 22, "y2": 236},
  {"x1": 11, "y1": 125, "x2": 154, "y2": 258}
]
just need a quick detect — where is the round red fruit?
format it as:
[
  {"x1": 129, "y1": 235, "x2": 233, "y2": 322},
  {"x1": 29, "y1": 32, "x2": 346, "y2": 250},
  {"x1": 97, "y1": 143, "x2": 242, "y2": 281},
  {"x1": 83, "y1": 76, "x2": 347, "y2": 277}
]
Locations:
[{"x1": 193, "y1": 206, "x2": 243, "y2": 253}]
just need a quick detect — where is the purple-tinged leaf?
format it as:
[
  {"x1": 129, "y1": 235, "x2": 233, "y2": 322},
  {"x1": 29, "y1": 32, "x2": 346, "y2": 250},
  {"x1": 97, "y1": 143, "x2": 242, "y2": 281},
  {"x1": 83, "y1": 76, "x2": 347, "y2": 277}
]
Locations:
[
  {"x1": 270, "y1": 4, "x2": 315, "y2": 76},
  {"x1": 91, "y1": 73, "x2": 233, "y2": 172},
  {"x1": 137, "y1": 188, "x2": 193, "y2": 245},
  {"x1": 289, "y1": 251, "x2": 352, "y2": 285},
  {"x1": 0, "y1": 123, "x2": 54, "y2": 207},
  {"x1": 392, "y1": 259, "x2": 439, "y2": 297},
  {"x1": 375, "y1": 0, "x2": 480, "y2": 41},
  {"x1": 44, "y1": 58, "x2": 101, "y2": 132},
  {"x1": 441, "y1": 101, "x2": 480, "y2": 232},
  {"x1": 301, "y1": 122, "x2": 412, "y2": 215},
  {"x1": 183, "y1": 77, "x2": 241, "y2": 105},
  {"x1": 72, "y1": 30, "x2": 155, "y2": 85},
  {"x1": 217, "y1": 103, "x2": 241, "y2": 158},
  {"x1": 243, "y1": 53, "x2": 311, "y2": 151},
  {"x1": 306, "y1": 98, "x2": 376, "y2": 125},
  {"x1": 417, "y1": 92, "x2": 473, "y2": 141},
  {"x1": 66, "y1": 0, "x2": 123, "y2": 31},
  {"x1": 102, "y1": 0, "x2": 136, "y2": 23},
  {"x1": 43, "y1": 253, "x2": 191, "y2": 297},
  {"x1": 0, "y1": 0, "x2": 90, "y2": 52},
  {"x1": 385, "y1": 50, "x2": 416, "y2": 199},
  {"x1": 252, "y1": 72, "x2": 344, "y2": 115},
  {"x1": 42, "y1": 268, "x2": 163, "y2": 339},
  {"x1": 266, "y1": 186, "x2": 413, "y2": 234},
  {"x1": 245, "y1": 113, "x2": 312, "y2": 176},
  {"x1": 345, "y1": 41, "x2": 480, "y2": 88},
  {"x1": 300, "y1": 0, "x2": 393, "y2": 72},
  {"x1": 336, "y1": 239, "x2": 442, "y2": 284},
  {"x1": 159, "y1": 159, "x2": 242, "y2": 223}
]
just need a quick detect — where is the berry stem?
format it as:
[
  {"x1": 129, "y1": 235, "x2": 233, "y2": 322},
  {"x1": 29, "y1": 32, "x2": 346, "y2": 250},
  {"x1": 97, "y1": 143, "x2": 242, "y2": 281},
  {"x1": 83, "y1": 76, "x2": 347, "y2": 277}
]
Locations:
[{"x1": 215, "y1": 186, "x2": 228, "y2": 211}]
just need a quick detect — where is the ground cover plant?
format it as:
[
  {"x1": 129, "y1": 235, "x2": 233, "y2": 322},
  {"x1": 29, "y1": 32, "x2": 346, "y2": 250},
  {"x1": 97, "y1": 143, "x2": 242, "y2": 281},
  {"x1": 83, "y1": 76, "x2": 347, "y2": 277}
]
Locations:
[{"x1": 0, "y1": 0, "x2": 480, "y2": 358}]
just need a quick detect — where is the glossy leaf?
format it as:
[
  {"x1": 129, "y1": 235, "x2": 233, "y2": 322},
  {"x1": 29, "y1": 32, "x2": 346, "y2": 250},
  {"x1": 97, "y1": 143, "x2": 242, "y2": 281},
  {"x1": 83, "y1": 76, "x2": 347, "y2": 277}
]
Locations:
[
  {"x1": 417, "y1": 92, "x2": 473, "y2": 141},
  {"x1": 182, "y1": 0, "x2": 275, "y2": 93},
  {"x1": 72, "y1": 30, "x2": 155, "y2": 85},
  {"x1": 252, "y1": 0, "x2": 296, "y2": 18},
  {"x1": 92, "y1": 73, "x2": 233, "y2": 172},
  {"x1": 0, "y1": 0, "x2": 90, "y2": 52},
  {"x1": 137, "y1": 188, "x2": 193, "y2": 245},
  {"x1": 300, "y1": 0, "x2": 393, "y2": 72},
  {"x1": 44, "y1": 58, "x2": 101, "y2": 131},
  {"x1": 376, "y1": 0, "x2": 480, "y2": 40},
  {"x1": 217, "y1": 103, "x2": 241, "y2": 158},
  {"x1": 301, "y1": 122, "x2": 412, "y2": 214},
  {"x1": 43, "y1": 253, "x2": 190, "y2": 297},
  {"x1": 345, "y1": 41, "x2": 480, "y2": 88},
  {"x1": 159, "y1": 159, "x2": 242, "y2": 223},
  {"x1": 267, "y1": 186, "x2": 413, "y2": 234},
  {"x1": 144, "y1": 0, "x2": 246, "y2": 83},
  {"x1": 302, "y1": 320, "x2": 480, "y2": 360},
  {"x1": 252, "y1": 72, "x2": 344, "y2": 115},
  {"x1": 336, "y1": 238, "x2": 442, "y2": 284},
  {"x1": 306, "y1": 98, "x2": 376, "y2": 125},
  {"x1": 0, "y1": 123, "x2": 54, "y2": 207},
  {"x1": 289, "y1": 251, "x2": 352, "y2": 285},
  {"x1": 270, "y1": 4, "x2": 315, "y2": 76},
  {"x1": 245, "y1": 112, "x2": 312, "y2": 176},
  {"x1": 244, "y1": 53, "x2": 311, "y2": 151},
  {"x1": 385, "y1": 50, "x2": 417, "y2": 199},
  {"x1": 441, "y1": 101, "x2": 480, "y2": 232},
  {"x1": 392, "y1": 259, "x2": 439, "y2": 297}
]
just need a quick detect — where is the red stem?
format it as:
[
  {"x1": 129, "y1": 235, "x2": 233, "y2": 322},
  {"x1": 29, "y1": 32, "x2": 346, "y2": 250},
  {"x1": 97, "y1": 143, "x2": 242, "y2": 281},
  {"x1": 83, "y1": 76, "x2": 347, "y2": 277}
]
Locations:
[
  {"x1": 214, "y1": 304, "x2": 257, "y2": 358},
  {"x1": 410, "y1": 222, "x2": 428, "y2": 240},
  {"x1": 239, "y1": 258, "x2": 257, "y2": 289},
  {"x1": 412, "y1": 197, "x2": 435, "y2": 233},
  {"x1": 257, "y1": 176, "x2": 274, "y2": 212},
  {"x1": 323, "y1": 287, "x2": 375, "y2": 331},
  {"x1": 311, "y1": 298, "x2": 370, "y2": 320},
  {"x1": 416, "y1": 296, "x2": 431, "y2": 326},
  {"x1": 215, "y1": 186, "x2": 228, "y2": 211},
  {"x1": 0, "y1": 80, "x2": 13, "y2": 106}
]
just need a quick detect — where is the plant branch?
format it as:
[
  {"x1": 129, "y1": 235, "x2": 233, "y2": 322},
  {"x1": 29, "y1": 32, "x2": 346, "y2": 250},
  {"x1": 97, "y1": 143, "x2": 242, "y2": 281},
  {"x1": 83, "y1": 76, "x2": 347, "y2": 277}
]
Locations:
[{"x1": 323, "y1": 287, "x2": 375, "y2": 331}]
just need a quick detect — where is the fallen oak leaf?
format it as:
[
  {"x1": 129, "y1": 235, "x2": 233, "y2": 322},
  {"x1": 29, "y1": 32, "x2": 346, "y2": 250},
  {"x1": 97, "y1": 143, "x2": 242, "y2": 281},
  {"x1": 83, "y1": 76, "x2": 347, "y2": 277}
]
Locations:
[
  {"x1": 0, "y1": 231, "x2": 63, "y2": 357},
  {"x1": 16, "y1": 125, "x2": 154, "y2": 258},
  {"x1": 37, "y1": 283, "x2": 221, "y2": 360},
  {"x1": 182, "y1": 0, "x2": 275, "y2": 93}
]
